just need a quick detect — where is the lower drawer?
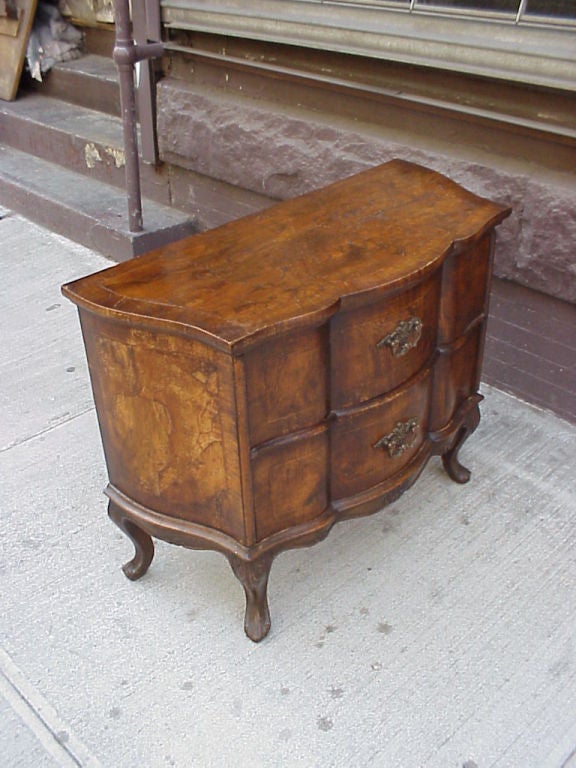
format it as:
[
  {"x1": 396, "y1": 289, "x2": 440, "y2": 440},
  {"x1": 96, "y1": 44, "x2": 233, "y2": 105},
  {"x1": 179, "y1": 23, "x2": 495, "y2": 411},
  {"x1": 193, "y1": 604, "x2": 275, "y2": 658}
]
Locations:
[
  {"x1": 251, "y1": 426, "x2": 330, "y2": 541},
  {"x1": 429, "y1": 324, "x2": 482, "y2": 432},
  {"x1": 331, "y1": 368, "x2": 432, "y2": 500}
]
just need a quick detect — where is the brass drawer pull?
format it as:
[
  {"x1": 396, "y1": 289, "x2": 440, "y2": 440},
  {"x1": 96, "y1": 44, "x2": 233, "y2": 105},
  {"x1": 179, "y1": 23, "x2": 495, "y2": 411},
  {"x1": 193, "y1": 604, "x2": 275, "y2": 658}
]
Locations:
[
  {"x1": 374, "y1": 418, "x2": 419, "y2": 458},
  {"x1": 377, "y1": 317, "x2": 423, "y2": 357}
]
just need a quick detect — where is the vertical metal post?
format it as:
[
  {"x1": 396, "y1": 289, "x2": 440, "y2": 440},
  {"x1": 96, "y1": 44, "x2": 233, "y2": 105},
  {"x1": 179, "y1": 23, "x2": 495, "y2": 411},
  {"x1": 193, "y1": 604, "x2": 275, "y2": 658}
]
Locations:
[
  {"x1": 133, "y1": 0, "x2": 160, "y2": 165},
  {"x1": 113, "y1": 0, "x2": 163, "y2": 233},
  {"x1": 515, "y1": 0, "x2": 528, "y2": 24}
]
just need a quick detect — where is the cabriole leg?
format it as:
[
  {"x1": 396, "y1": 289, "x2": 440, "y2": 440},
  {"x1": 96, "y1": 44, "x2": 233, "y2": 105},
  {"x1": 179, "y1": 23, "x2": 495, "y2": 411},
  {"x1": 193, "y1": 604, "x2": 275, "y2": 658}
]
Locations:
[
  {"x1": 227, "y1": 553, "x2": 274, "y2": 643},
  {"x1": 442, "y1": 400, "x2": 482, "y2": 484},
  {"x1": 108, "y1": 500, "x2": 155, "y2": 580}
]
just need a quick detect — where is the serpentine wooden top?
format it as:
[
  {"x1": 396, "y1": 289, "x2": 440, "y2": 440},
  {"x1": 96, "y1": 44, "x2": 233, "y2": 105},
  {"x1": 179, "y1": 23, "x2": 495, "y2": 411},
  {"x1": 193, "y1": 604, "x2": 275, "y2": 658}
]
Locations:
[{"x1": 63, "y1": 160, "x2": 510, "y2": 351}]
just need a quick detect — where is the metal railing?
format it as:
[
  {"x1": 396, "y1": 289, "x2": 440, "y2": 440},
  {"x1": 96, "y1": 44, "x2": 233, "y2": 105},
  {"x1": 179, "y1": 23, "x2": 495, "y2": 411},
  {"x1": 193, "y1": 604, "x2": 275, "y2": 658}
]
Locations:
[{"x1": 113, "y1": 0, "x2": 163, "y2": 232}]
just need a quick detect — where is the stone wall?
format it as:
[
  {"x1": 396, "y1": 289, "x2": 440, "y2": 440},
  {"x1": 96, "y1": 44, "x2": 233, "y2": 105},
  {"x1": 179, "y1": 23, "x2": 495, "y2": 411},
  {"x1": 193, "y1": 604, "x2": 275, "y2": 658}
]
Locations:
[{"x1": 157, "y1": 78, "x2": 576, "y2": 304}]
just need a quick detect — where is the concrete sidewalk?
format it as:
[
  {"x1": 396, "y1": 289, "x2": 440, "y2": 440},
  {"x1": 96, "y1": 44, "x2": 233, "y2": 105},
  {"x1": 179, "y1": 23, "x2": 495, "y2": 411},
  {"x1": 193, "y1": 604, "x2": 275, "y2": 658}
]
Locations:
[{"x1": 1, "y1": 210, "x2": 575, "y2": 768}]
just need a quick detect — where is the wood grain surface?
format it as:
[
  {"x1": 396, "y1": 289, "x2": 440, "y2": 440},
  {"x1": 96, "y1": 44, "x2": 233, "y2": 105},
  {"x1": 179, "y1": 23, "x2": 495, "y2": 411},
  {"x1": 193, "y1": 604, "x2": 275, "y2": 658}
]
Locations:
[
  {"x1": 63, "y1": 160, "x2": 508, "y2": 351},
  {"x1": 63, "y1": 160, "x2": 511, "y2": 641}
]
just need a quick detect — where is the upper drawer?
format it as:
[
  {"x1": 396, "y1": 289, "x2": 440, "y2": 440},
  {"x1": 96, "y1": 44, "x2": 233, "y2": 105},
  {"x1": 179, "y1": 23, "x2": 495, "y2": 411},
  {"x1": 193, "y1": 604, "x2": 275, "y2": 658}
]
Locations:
[
  {"x1": 244, "y1": 325, "x2": 329, "y2": 447},
  {"x1": 331, "y1": 271, "x2": 441, "y2": 409},
  {"x1": 438, "y1": 232, "x2": 492, "y2": 344}
]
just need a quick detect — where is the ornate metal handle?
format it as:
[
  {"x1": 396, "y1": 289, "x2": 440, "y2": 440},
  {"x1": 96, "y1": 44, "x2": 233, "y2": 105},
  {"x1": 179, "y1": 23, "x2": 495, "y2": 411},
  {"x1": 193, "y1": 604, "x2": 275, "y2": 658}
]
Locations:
[
  {"x1": 377, "y1": 317, "x2": 423, "y2": 357},
  {"x1": 373, "y1": 418, "x2": 419, "y2": 458}
]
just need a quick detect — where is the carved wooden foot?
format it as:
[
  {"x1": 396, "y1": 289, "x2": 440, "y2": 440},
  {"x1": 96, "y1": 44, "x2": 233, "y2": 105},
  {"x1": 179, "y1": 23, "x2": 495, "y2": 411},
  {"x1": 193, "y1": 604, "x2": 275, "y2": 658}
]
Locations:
[
  {"x1": 108, "y1": 501, "x2": 155, "y2": 580},
  {"x1": 227, "y1": 553, "x2": 274, "y2": 642},
  {"x1": 442, "y1": 400, "x2": 482, "y2": 484}
]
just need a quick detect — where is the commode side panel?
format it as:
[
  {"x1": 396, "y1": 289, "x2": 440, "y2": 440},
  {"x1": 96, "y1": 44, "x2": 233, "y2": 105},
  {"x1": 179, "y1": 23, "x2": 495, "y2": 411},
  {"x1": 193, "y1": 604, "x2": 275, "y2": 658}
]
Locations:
[
  {"x1": 430, "y1": 233, "x2": 493, "y2": 432},
  {"x1": 79, "y1": 312, "x2": 246, "y2": 542}
]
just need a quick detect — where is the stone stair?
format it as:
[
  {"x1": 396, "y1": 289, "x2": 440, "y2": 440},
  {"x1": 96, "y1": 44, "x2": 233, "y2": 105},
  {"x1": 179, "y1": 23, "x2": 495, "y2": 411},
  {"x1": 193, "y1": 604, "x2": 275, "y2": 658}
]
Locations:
[{"x1": 0, "y1": 54, "x2": 197, "y2": 260}]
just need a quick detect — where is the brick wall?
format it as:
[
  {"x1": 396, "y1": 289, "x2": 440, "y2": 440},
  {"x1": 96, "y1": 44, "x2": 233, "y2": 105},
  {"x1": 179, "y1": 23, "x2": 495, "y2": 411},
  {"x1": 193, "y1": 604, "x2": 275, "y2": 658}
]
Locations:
[{"x1": 485, "y1": 279, "x2": 576, "y2": 424}]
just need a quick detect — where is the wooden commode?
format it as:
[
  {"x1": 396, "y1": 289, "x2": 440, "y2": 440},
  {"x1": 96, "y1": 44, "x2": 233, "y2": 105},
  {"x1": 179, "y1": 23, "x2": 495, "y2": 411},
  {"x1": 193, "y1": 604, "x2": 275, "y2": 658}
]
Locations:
[{"x1": 63, "y1": 161, "x2": 511, "y2": 641}]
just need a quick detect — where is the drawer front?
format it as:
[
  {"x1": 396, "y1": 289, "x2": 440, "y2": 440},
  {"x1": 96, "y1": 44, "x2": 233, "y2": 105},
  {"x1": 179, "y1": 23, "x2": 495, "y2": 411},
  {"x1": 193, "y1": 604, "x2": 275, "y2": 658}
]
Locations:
[
  {"x1": 331, "y1": 369, "x2": 432, "y2": 501},
  {"x1": 430, "y1": 324, "x2": 482, "y2": 432},
  {"x1": 252, "y1": 427, "x2": 329, "y2": 541},
  {"x1": 244, "y1": 326, "x2": 329, "y2": 447},
  {"x1": 438, "y1": 232, "x2": 492, "y2": 344},
  {"x1": 331, "y1": 271, "x2": 440, "y2": 409}
]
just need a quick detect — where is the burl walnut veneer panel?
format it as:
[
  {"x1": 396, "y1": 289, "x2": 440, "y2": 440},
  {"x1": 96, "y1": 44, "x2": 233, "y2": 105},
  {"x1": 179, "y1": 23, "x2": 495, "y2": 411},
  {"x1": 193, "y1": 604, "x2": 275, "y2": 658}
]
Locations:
[{"x1": 63, "y1": 160, "x2": 511, "y2": 641}]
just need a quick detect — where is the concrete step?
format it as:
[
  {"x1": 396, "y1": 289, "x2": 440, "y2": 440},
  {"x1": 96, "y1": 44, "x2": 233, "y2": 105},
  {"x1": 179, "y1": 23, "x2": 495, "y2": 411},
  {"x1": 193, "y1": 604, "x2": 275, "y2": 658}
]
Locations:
[
  {"x1": 0, "y1": 92, "x2": 172, "y2": 206},
  {"x1": 0, "y1": 145, "x2": 197, "y2": 260},
  {"x1": 29, "y1": 54, "x2": 121, "y2": 117}
]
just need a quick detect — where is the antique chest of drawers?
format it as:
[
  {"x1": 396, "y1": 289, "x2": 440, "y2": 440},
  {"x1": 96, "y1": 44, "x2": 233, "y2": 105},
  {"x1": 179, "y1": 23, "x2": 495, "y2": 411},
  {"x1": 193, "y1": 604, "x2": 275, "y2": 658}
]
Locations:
[{"x1": 63, "y1": 160, "x2": 511, "y2": 641}]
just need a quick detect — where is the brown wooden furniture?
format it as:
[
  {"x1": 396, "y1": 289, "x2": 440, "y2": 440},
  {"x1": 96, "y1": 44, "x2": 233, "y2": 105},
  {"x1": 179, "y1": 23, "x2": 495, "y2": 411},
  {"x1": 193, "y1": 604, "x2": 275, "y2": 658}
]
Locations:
[{"x1": 63, "y1": 160, "x2": 511, "y2": 641}]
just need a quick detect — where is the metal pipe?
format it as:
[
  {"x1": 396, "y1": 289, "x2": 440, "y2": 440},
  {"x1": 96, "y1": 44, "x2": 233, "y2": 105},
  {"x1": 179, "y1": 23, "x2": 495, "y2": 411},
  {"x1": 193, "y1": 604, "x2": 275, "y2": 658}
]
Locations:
[
  {"x1": 113, "y1": 0, "x2": 164, "y2": 233},
  {"x1": 515, "y1": 0, "x2": 528, "y2": 24}
]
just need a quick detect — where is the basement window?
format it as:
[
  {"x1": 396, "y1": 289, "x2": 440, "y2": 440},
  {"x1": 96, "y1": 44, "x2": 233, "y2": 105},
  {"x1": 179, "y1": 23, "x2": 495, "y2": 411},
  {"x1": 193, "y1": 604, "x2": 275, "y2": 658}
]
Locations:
[
  {"x1": 161, "y1": 0, "x2": 576, "y2": 90},
  {"x1": 355, "y1": 0, "x2": 576, "y2": 22}
]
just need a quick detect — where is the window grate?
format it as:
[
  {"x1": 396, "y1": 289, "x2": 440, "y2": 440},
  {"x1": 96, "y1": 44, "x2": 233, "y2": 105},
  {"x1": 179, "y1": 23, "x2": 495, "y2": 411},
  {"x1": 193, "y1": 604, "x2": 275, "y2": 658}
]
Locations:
[
  {"x1": 330, "y1": 0, "x2": 576, "y2": 25},
  {"x1": 161, "y1": 0, "x2": 576, "y2": 89}
]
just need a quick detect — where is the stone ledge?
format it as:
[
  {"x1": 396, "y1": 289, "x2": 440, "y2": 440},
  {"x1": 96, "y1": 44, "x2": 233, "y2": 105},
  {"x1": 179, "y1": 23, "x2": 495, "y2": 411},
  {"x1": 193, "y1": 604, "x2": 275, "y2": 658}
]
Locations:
[{"x1": 157, "y1": 78, "x2": 576, "y2": 304}]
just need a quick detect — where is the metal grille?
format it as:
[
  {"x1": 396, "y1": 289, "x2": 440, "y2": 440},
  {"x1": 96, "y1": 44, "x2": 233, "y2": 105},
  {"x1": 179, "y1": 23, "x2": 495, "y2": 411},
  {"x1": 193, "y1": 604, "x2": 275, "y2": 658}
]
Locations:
[
  {"x1": 337, "y1": 0, "x2": 576, "y2": 24},
  {"x1": 161, "y1": 0, "x2": 576, "y2": 89}
]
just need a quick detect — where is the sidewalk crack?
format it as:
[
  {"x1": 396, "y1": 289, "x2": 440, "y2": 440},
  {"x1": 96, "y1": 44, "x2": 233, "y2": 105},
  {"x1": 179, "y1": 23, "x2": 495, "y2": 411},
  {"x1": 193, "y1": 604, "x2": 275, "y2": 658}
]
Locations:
[
  {"x1": 0, "y1": 407, "x2": 96, "y2": 454},
  {"x1": 0, "y1": 648, "x2": 102, "y2": 767}
]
